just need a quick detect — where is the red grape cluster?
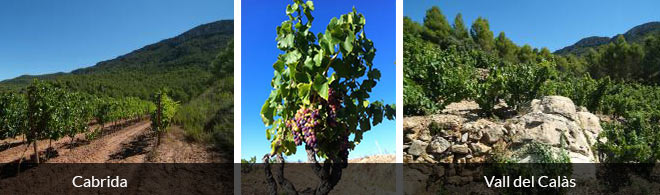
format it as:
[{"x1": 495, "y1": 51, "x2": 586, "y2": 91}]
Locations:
[
  {"x1": 286, "y1": 88, "x2": 346, "y2": 152},
  {"x1": 327, "y1": 88, "x2": 342, "y2": 128},
  {"x1": 288, "y1": 107, "x2": 321, "y2": 148}
]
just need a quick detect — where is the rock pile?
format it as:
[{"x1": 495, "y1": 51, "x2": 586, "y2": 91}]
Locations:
[{"x1": 403, "y1": 96, "x2": 604, "y2": 163}]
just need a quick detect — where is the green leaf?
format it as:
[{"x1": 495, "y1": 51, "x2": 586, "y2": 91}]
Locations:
[
  {"x1": 312, "y1": 74, "x2": 329, "y2": 100},
  {"x1": 313, "y1": 50, "x2": 324, "y2": 67},
  {"x1": 368, "y1": 69, "x2": 381, "y2": 80},
  {"x1": 273, "y1": 60, "x2": 285, "y2": 74},
  {"x1": 281, "y1": 34, "x2": 295, "y2": 49},
  {"x1": 305, "y1": 1, "x2": 314, "y2": 11},
  {"x1": 260, "y1": 100, "x2": 274, "y2": 126},
  {"x1": 359, "y1": 118, "x2": 371, "y2": 131},
  {"x1": 297, "y1": 83, "x2": 311, "y2": 104},
  {"x1": 285, "y1": 50, "x2": 302, "y2": 65},
  {"x1": 266, "y1": 125, "x2": 274, "y2": 140},
  {"x1": 303, "y1": 56, "x2": 314, "y2": 70},
  {"x1": 343, "y1": 32, "x2": 355, "y2": 53}
]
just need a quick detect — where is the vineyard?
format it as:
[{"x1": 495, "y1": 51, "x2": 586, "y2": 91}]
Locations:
[
  {"x1": 0, "y1": 79, "x2": 188, "y2": 166},
  {"x1": 404, "y1": 6, "x2": 660, "y2": 163}
]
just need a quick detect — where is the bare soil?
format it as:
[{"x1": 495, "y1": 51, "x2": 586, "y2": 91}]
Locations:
[
  {"x1": 242, "y1": 154, "x2": 396, "y2": 195},
  {"x1": 0, "y1": 119, "x2": 227, "y2": 164},
  {"x1": 0, "y1": 120, "x2": 233, "y2": 194}
]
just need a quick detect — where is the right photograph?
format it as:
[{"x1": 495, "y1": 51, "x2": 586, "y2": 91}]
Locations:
[{"x1": 404, "y1": 0, "x2": 660, "y2": 194}]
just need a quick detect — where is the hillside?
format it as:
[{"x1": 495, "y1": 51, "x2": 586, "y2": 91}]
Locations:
[
  {"x1": 0, "y1": 20, "x2": 234, "y2": 102},
  {"x1": 555, "y1": 21, "x2": 660, "y2": 55}
]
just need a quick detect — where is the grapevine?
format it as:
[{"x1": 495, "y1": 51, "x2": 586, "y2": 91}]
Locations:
[
  {"x1": 0, "y1": 79, "x2": 155, "y2": 164},
  {"x1": 260, "y1": 1, "x2": 395, "y2": 194}
]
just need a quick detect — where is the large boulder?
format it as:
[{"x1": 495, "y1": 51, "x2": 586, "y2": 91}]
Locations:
[
  {"x1": 511, "y1": 96, "x2": 602, "y2": 162},
  {"x1": 530, "y1": 96, "x2": 577, "y2": 121}
]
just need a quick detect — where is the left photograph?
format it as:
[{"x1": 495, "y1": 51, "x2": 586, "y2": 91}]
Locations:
[{"x1": 0, "y1": 0, "x2": 233, "y2": 194}]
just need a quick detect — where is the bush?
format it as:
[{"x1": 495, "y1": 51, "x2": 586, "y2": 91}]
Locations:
[{"x1": 403, "y1": 37, "x2": 475, "y2": 115}]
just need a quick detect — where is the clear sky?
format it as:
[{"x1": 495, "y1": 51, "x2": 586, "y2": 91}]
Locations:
[
  {"x1": 0, "y1": 0, "x2": 233, "y2": 81},
  {"x1": 242, "y1": 0, "x2": 396, "y2": 162},
  {"x1": 405, "y1": 0, "x2": 660, "y2": 52}
]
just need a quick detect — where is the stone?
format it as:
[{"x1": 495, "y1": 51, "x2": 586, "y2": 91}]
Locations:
[
  {"x1": 404, "y1": 134, "x2": 415, "y2": 142},
  {"x1": 417, "y1": 129, "x2": 432, "y2": 142},
  {"x1": 408, "y1": 140, "x2": 428, "y2": 156},
  {"x1": 403, "y1": 154, "x2": 414, "y2": 163},
  {"x1": 440, "y1": 155, "x2": 454, "y2": 163},
  {"x1": 483, "y1": 127, "x2": 504, "y2": 144},
  {"x1": 470, "y1": 143, "x2": 491, "y2": 154},
  {"x1": 403, "y1": 116, "x2": 426, "y2": 133},
  {"x1": 427, "y1": 136, "x2": 451, "y2": 154},
  {"x1": 464, "y1": 119, "x2": 504, "y2": 144},
  {"x1": 451, "y1": 144, "x2": 470, "y2": 154},
  {"x1": 461, "y1": 132, "x2": 468, "y2": 143},
  {"x1": 468, "y1": 156, "x2": 486, "y2": 163},
  {"x1": 530, "y1": 96, "x2": 577, "y2": 121},
  {"x1": 576, "y1": 111, "x2": 602, "y2": 145},
  {"x1": 511, "y1": 112, "x2": 592, "y2": 158}
]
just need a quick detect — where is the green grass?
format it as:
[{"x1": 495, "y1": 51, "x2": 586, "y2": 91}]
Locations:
[{"x1": 173, "y1": 77, "x2": 233, "y2": 150}]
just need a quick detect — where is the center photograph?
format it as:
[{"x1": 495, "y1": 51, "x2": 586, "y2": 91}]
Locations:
[{"x1": 240, "y1": 0, "x2": 397, "y2": 194}]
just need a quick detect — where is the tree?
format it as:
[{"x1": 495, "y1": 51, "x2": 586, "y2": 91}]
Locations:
[
  {"x1": 422, "y1": 6, "x2": 452, "y2": 45},
  {"x1": 517, "y1": 44, "x2": 536, "y2": 63},
  {"x1": 642, "y1": 34, "x2": 660, "y2": 83},
  {"x1": 495, "y1": 32, "x2": 517, "y2": 62},
  {"x1": 452, "y1": 13, "x2": 469, "y2": 40},
  {"x1": 597, "y1": 35, "x2": 644, "y2": 80},
  {"x1": 538, "y1": 47, "x2": 552, "y2": 62},
  {"x1": 403, "y1": 16, "x2": 423, "y2": 37},
  {"x1": 212, "y1": 40, "x2": 234, "y2": 78},
  {"x1": 260, "y1": 1, "x2": 395, "y2": 194},
  {"x1": 471, "y1": 17, "x2": 495, "y2": 52}
]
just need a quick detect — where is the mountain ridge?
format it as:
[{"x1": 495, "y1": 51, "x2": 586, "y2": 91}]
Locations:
[
  {"x1": 0, "y1": 19, "x2": 234, "y2": 102},
  {"x1": 555, "y1": 21, "x2": 660, "y2": 55}
]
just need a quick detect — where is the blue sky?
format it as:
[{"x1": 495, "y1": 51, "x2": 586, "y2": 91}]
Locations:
[
  {"x1": 405, "y1": 0, "x2": 660, "y2": 52},
  {"x1": 0, "y1": 0, "x2": 233, "y2": 81},
  {"x1": 242, "y1": 0, "x2": 396, "y2": 162}
]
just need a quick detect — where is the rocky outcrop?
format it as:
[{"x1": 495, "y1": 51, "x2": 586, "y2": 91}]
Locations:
[{"x1": 403, "y1": 96, "x2": 605, "y2": 164}]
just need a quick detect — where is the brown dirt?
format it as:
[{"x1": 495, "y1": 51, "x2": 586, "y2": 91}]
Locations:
[
  {"x1": 0, "y1": 119, "x2": 141, "y2": 163},
  {"x1": 242, "y1": 155, "x2": 397, "y2": 195},
  {"x1": 0, "y1": 120, "x2": 233, "y2": 194},
  {"x1": 48, "y1": 121, "x2": 151, "y2": 163},
  {"x1": 348, "y1": 154, "x2": 395, "y2": 163}
]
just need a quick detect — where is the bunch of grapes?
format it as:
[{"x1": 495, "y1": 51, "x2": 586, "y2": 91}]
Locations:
[
  {"x1": 289, "y1": 107, "x2": 321, "y2": 148},
  {"x1": 327, "y1": 88, "x2": 342, "y2": 128}
]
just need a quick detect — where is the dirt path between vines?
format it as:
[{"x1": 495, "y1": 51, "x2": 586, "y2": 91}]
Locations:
[
  {"x1": 0, "y1": 119, "x2": 141, "y2": 163},
  {"x1": 48, "y1": 121, "x2": 151, "y2": 163}
]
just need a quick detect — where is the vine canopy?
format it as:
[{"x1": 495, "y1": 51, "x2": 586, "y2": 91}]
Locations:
[{"x1": 260, "y1": 0, "x2": 395, "y2": 159}]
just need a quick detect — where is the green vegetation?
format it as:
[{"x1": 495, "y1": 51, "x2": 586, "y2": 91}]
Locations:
[
  {"x1": 0, "y1": 80, "x2": 154, "y2": 163},
  {"x1": 151, "y1": 91, "x2": 179, "y2": 145},
  {"x1": 260, "y1": 1, "x2": 395, "y2": 194},
  {"x1": 173, "y1": 77, "x2": 233, "y2": 149},
  {"x1": 405, "y1": 6, "x2": 660, "y2": 162}
]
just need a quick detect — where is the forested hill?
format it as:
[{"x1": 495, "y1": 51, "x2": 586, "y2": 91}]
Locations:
[
  {"x1": 0, "y1": 20, "x2": 234, "y2": 102},
  {"x1": 555, "y1": 21, "x2": 660, "y2": 55}
]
